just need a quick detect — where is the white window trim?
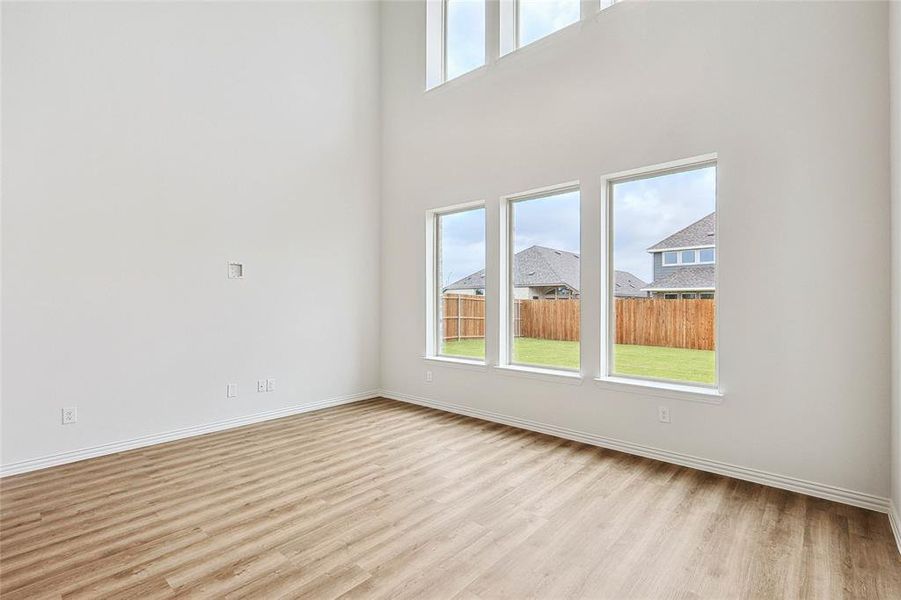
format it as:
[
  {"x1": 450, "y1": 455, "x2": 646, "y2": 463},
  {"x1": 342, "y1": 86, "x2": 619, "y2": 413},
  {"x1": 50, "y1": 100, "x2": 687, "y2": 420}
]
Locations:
[
  {"x1": 501, "y1": 181, "x2": 581, "y2": 374},
  {"x1": 425, "y1": 200, "x2": 487, "y2": 362},
  {"x1": 423, "y1": 355, "x2": 489, "y2": 371},
  {"x1": 427, "y1": 0, "x2": 488, "y2": 89},
  {"x1": 594, "y1": 375, "x2": 723, "y2": 405},
  {"x1": 601, "y1": 153, "x2": 719, "y2": 394},
  {"x1": 494, "y1": 363, "x2": 583, "y2": 384}
]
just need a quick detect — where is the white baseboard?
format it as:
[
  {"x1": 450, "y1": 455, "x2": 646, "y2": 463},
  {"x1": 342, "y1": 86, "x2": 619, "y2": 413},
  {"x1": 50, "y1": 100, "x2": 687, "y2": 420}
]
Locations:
[
  {"x1": 890, "y1": 502, "x2": 901, "y2": 555},
  {"x1": 381, "y1": 390, "x2": 892, "y2": 514},
  {"x1": 0, "y1": 390, "x2": 380, "y2": 478}
]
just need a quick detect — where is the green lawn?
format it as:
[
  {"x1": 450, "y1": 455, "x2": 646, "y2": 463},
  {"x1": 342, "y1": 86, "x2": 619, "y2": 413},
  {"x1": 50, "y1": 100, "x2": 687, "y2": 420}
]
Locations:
[{"x1": 441, "y1": 337, "x2": 715, "y2": 384}]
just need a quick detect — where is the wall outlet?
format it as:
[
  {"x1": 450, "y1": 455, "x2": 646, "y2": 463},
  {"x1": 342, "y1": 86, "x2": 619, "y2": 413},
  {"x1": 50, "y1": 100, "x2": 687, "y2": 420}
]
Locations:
[
  {"x1": 266, "y1": 378, "x2": 275, "y2": 392},
  {"x1": 426, "y1": 370, "x2": 433, "y2": 383},
  {"x1": 658, "y1": 406, "x2": 671, "y2": 424},
  {"x1": 226, "y1": 383, "x2": 238, "y2": 398},
  {"x1": 62, "y1": 407, "x2": 78, "y2": 425},
  {"x1": 257, "y1": 380, "x2": 267, "y2": 393}
]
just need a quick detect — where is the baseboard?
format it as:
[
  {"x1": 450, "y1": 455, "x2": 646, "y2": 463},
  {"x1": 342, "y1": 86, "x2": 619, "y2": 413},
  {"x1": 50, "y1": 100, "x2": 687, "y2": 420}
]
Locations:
[
  {"x1": 0, "y1": 390, "x2": 379, "y2": 478},
  {"x1": 890, "y1": 502, "x2": 901, "y2": 555},
  {"x1": 381, "y1": 390, "x2": 892, "y2": 514}
]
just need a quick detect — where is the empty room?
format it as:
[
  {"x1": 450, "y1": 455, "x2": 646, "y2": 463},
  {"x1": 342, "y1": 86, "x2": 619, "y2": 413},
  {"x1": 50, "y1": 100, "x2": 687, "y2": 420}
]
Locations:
[{"x1": 2, "y1": 0, "x2": 901, "y2": 598}]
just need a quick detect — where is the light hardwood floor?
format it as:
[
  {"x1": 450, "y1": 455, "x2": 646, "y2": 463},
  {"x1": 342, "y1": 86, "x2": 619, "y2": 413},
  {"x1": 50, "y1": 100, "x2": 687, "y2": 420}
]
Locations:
[{"x1": 1, "y1": 397, "x2": 899, "y2": 599}]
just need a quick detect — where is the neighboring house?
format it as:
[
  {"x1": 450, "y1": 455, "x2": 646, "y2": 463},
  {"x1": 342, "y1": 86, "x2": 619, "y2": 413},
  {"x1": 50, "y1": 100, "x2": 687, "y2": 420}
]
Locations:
[
  {"x1": 643, "y1": 212, "x2": 716, "y2": 299},
  {"x1": 444, "y1": 245, "x2": 648, "y2": 299}
]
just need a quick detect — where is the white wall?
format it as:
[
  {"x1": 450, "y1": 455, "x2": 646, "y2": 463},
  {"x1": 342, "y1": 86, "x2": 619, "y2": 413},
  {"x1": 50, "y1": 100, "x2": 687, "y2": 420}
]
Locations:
[
  {"x1": 891, "y1": 0, "x2": 901, "y2": 524},
  {"x1": 380, "y1": 1, "x2": 892, "y2": 499},
  {"x1": 1, "y1": 1, "x2": 381, "y2": 468}
]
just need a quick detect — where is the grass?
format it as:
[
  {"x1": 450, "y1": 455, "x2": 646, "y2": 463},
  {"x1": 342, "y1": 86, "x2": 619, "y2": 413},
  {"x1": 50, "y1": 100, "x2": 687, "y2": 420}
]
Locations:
[{"x1": 441, "y1": 337, "x2": 715, "y2": 385}]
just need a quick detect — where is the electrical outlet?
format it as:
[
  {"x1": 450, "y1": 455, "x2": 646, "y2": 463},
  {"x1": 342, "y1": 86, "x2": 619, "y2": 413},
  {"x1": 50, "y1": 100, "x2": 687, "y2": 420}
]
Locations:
[
  {"x1": 257, "y1": 380, "x2": 267, "y2": 393},
  {"x1": 425, "y1": 370, "x2": 433, "y2": 383},
  {"x1": 62, "y1": 407, "x2": 78, "y2": 425},
  {"x1": 266, "y1": 378, "x2": 275, "y2": 392},
  {"x1": 226, "y1": 383, "x2": 238, "y2": 398},
  {"x1": 658, "y1": 406, "x2": 671, "y2": 424}
]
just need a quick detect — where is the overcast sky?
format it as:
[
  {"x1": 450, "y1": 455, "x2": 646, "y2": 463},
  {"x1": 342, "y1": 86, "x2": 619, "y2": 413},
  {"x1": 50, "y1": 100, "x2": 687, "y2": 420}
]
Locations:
[
  {"x1": 613, "y1": 166, "x2": 716, "y2": 282},
  {"x1": 439, "y1": 166, "x2": 715, "y2": 288}
]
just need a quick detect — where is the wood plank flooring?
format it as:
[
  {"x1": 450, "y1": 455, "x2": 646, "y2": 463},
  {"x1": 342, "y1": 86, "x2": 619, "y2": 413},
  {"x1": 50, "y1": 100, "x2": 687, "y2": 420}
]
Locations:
[{"x1": 1, "y1": 397, "x2": 899, "y2": 599}]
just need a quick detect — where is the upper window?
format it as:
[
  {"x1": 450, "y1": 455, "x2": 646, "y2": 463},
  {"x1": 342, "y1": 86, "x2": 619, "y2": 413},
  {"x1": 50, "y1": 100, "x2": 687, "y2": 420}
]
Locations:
[
  {"x1": 607, "y1": 160, "x2": 717, "y2": 387},
  {"x1": 445, "y1": 0, "x2": 486, "y2": 81},
  {"x1": 433, "y1": 206, "x2": 486, "y2": 360},
  {"x1": 427, "y1": 1, "x2": 485, "y2": 88},
  {"x1": 507, "y1": 187, "x2": 580, "y2": 371},
  {"x1": 517, "y1": 0, "x2": 580, "y2": 48}
]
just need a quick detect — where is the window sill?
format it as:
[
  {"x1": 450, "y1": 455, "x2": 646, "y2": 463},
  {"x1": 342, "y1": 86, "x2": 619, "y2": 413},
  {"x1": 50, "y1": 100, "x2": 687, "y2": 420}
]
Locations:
[
  {"x1": 593, "y1": 376, "x2": 723, "y2": 404},
  {"x1": 493, "y1": 364, "x2": 583, "y2": 385},
  {"x1": 423, "y1": 356, "x2": 488, "y2": 371},
  {"x1": 425, "y1": 64, "x2": 487, "y2": 93}
]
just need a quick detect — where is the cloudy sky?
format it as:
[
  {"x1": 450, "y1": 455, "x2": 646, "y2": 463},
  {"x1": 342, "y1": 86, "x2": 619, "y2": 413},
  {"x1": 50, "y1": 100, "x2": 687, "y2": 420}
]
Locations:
[
  {"x1": 439, "y1": 166, "x2": 715, "y2": 288},
  {"x1": 613, "y1": 166, "x2": 716, "y2": 282}
]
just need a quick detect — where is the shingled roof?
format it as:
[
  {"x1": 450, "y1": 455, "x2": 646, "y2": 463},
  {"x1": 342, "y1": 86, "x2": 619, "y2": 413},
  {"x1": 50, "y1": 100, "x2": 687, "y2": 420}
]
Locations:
[
  {"x1": 647, "y1": 212, "x2": 716, "y2": 251},
  {"x1": 614, "y1": 271, "x2": 649, "y2": 298},
  {"x1": 642, "y1": 265, "x2": 715, "y2": 291},
  {"x1": 445, "y1": 245, "x2": 648, "y2": 297}
]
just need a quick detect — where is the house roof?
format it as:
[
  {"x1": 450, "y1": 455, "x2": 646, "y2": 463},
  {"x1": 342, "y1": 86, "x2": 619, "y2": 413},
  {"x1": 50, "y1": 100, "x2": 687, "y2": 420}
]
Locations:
[
  {"x1": 647, "y1": 212, "x2": 716, "y2": 251},
  {"x1": 614, "y1": 271, "x2": 649, "y2": 298},
  {"x1": 445, "y1": 245, "x2": 649, "y2": 297},
  {"x1": 642, "y1": 265, "x2": 715, "y2": 291},
  {"x1": 445, "y1": 245, "x2": 579, "y2": 292}
]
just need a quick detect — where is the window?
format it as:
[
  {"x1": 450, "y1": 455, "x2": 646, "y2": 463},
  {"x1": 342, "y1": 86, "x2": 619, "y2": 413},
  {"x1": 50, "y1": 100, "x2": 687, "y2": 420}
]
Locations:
[
  {"x1": 517, "y1": 0, "x2": 580, "y2": 48},
  {"x1": 507, "y1": 187, "x2": 580, "y2": 371},
  {"x1": 445, "y1": 0, "x2": 485, "y2": 81},
  {"x1": 427, "y1": 1, "x2": 485, "y2": 88},
  {"x1": 661, "y1": 247, "x2": 714, "y2": 266},
  {"x1": 430, "y1": 205, "x2": 486, "y2": 360},
  {"x1": 607, "y1": 159, "x2": 717, "y2": 387}
]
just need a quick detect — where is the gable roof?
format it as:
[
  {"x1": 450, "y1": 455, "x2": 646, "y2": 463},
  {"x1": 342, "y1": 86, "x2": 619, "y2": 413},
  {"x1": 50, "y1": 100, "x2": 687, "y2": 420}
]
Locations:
[
  {"x1": 642, "y1": 265, "x2": 715, "y2": 291},
  {"x1": 445, "y1": 245, "x2": 648, "y2": 297},
  {"x1": 647, "y1": 212, "x2": 716, "y2": 252}
]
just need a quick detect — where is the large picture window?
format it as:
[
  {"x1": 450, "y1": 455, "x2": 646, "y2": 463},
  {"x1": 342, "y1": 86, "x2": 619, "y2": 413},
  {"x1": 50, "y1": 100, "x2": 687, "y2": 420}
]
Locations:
[
  {"x1": 606, "y1": 160, "x2": 717, "y2": 387},
  {"x1": 506, "y1": 187, "x2": 580, "y2": 371},
  {"x1": 433, "y1": 206, "x2": 486, "y2": 360}
]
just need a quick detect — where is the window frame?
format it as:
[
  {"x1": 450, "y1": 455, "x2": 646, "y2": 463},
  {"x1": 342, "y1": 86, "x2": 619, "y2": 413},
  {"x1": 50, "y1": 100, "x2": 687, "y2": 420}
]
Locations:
[
  {"x1": 425, "y1": 201, "x2": 487, "y2": 363},
  {"x1": 659, "y1": 246, "x2": 715, "y2": 266},
  {"x1": 501, "y1": 182, "x2": 581, "y2": 374},
  {"x1": 600, "y1": 154, "x2": 719, "y2": 391}
]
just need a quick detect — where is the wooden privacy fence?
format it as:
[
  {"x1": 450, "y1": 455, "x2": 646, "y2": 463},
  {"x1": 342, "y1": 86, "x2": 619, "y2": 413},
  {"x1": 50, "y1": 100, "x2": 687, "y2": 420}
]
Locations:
[
  {"x1": 616, "y1": 298, "x2": 715, "y2": 350},
  {"x1": 442, "y1": 294, "x2": 715, "y2": 350},
  {"x1": 441, "y1": 294, "x2": 486, "y2": 340},
  {"x1": 515, "y1": 299, "x2": 580, "y2": 342}
]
